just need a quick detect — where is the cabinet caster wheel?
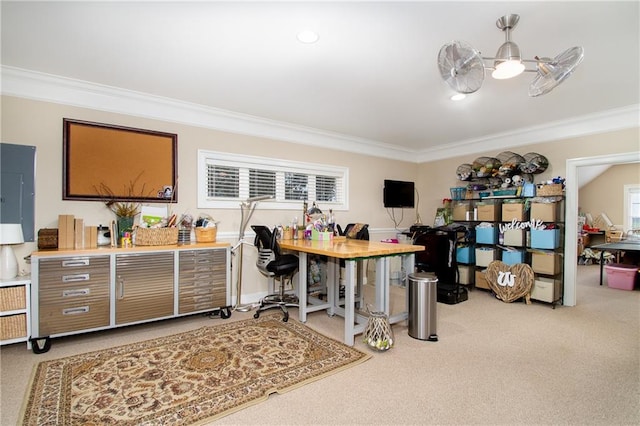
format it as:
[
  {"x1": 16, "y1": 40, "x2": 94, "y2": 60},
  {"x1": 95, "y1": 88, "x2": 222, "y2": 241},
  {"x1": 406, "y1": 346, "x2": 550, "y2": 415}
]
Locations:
[
  {"x1": 220, "y1": 307, "x2": 232, "y2": 319},
  {"x1": 254, "y1": 312, "x2": 260, "y2": 319},
  {"x1": 31, "y1": 337, "x2": 51, "y2": 354}
]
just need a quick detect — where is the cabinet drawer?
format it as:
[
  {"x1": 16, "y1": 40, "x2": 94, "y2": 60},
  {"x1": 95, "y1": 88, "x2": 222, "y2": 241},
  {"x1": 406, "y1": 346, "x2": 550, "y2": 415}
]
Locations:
[
  {"x1": 38, "y1": 256, "x2": 110, "y2": 289},
  {"x1": 179, "y1": 292, "x2": 226, "y2": 314},
  {"x1": 38, "y1": 300, "x2": 110, "y2": 335},
  {"x1": 39, "y1": 283, "x2": 109, "y2": 306}
]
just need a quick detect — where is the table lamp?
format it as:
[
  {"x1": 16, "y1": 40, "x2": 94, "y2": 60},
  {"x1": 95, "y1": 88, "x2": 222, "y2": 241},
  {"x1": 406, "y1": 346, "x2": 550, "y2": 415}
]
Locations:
[{"x1": 0, "y1": 223, "x2": 24, "y2": 280}]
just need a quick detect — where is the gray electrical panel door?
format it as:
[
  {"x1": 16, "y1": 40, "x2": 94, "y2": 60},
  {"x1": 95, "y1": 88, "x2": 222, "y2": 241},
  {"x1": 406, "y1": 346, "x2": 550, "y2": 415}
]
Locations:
[{"x1": 1, "y1": 143, "x2": 36, "y2": 242}]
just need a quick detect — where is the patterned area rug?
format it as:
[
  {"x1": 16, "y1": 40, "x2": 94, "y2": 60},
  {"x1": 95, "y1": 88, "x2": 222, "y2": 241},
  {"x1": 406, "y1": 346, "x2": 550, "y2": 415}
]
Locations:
[{"x1": 20, "y1": 313, "x2": 370, "y2": 425}]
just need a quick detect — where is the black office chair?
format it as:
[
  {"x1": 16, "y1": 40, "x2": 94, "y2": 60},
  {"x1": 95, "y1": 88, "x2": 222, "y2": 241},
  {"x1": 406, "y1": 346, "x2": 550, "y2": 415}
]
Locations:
[{"x1": 251, "y1": 225, "x2": 299, "y2": 322}]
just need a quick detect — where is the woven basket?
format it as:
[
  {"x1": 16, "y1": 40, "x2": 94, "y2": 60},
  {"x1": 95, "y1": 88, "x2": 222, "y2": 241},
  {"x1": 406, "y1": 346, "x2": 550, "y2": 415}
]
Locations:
[
  {"x1": 0, "y1": 286, "x2": 26, "y2": 311},
  {"x1": 1, "y1": 314, "x2": 26, "y2": 340},
  {"x1": 536, "y1": 183, "x2": 563, "y2": 196},
  {"x1": 195, "y1": 227, "x2": 217, "y2": 243},
  {"x1": 135, "y1": 227, "x2": 179, "y2": 246}
]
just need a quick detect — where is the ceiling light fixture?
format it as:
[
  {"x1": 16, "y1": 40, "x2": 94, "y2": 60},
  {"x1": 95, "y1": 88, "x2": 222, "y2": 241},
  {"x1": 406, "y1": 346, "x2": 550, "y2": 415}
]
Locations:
[
  {"x1": 297, "y1": 29, "x2": 319, "y2": 44},
  {"x1": 437, "y1": 14, "x2": 584, "y2": 97}
]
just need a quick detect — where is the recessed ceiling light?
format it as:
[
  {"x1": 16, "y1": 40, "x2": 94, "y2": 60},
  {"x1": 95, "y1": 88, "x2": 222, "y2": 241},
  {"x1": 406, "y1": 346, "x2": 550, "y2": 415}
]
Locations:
[
  {"x1": 297, "y1": 30, "x2": 319, "y2": 44},
  {"x1": 451, "y1": 93, "x2": 466, "y2": 101}
]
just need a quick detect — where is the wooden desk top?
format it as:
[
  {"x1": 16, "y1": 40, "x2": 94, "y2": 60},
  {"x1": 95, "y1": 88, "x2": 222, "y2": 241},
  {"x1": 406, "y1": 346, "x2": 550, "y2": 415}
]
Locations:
[
  {"x1": 32, "y1": 241, "x2": 230, "y2": 257},
  {"x1": 279, "y1": 238, "x2": 424, "y2": 259}
]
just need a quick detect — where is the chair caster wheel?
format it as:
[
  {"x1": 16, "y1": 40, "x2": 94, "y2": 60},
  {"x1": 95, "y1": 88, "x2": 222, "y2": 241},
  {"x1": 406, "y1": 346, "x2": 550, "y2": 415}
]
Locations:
[
  {"x1": 283, "y1": 313, "x2": 289, "y2": 322},
  {"x1": 254, "y1": 312, "x2": 260, "y2": 319}
]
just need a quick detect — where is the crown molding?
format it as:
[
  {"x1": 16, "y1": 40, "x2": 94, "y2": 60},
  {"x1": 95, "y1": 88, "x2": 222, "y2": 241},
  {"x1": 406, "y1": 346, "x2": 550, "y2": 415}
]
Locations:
[
  {"x1": 414, "y1": 104, "x2": 640, "y2": 163},
  {"x1": 0, "y1": 66, "x2": 415, "y2": 161},
  {"x1": 2, "y1": 66, "x2": 637, "y2": 164}
]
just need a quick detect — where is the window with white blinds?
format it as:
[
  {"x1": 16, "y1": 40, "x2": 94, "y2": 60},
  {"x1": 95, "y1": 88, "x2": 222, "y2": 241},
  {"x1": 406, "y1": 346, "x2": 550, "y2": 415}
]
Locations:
[{"x1": 197, "y1": 150, "x2": 349, "y2": 210}]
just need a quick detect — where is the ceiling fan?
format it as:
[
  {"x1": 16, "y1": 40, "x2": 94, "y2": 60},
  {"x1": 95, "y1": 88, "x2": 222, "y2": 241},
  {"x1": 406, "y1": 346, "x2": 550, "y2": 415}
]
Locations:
[{"x1": 437, "y1": 14, "x2": 584, "y2": 97}]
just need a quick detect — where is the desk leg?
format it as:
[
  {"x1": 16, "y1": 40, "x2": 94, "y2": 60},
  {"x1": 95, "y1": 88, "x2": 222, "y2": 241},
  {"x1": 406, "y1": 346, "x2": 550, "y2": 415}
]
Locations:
[
  {"x1": 326, "y1": 257, "x2": 336, "y2": 316},
  {"x1": 298, "y1": 252, "x2": 308, "y2": 322},
  {"x1": 599, "y1": 251, "x2": 604, "y2": 286},
  {"x1": 344, "y1": 259, "x2": 356, "y2": 346},
  {"x1": 375, "y1": 257, "x2": 387, "y2": 313}
]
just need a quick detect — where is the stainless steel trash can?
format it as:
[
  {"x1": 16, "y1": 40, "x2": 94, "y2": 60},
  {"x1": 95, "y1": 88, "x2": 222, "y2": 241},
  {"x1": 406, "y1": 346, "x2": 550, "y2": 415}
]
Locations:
[{"x1": 408, "y1": 272, "x2": 438, "y2": 341}]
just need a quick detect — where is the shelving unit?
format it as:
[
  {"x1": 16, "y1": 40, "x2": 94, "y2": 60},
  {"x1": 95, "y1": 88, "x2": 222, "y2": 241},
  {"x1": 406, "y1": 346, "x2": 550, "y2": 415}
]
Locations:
[
  {"x1": 0, "y1": 276, "x2": 31, "y2": 348},
  {"x1": 451, "y1": 196, "x2": 565, "y2": 307}
]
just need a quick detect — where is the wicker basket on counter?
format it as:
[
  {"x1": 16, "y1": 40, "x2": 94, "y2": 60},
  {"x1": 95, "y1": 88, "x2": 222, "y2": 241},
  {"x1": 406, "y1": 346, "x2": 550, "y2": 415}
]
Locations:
[
  {"x1": 195, "y1": 227, "x2": 217, "y2": 243},
  {"x1": 135, "y1": 227, "x2": 179, "y2": 246}
]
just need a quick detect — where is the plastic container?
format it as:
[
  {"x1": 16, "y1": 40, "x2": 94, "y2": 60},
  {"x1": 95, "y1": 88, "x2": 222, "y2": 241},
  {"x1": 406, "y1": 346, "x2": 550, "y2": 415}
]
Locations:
[
  {"x1": 450, "y1": 187, "x2": 466, "y2": 200},
  {"x1": 604, "y1": 264, "x2": 638, "y2": 290}
]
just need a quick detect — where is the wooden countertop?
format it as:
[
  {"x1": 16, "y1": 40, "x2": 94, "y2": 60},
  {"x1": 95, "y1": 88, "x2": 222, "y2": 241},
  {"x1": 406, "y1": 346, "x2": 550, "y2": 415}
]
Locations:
[
  {"x1": 32, "y1": 241, "x2": 230, "y2": 257},
  {"x1": 279, "y1": 238, "x2": 424, "y2": 259}
]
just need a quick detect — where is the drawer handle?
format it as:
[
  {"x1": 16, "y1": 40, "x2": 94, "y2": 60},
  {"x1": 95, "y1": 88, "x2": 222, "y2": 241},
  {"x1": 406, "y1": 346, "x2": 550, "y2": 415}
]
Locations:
[
  {"x1": 62, "y1": 288, "x2": 90, "y2": 297},
  {"x1": 62, "y1": 274, "x2": 90, "y2": 283},
  {"x1": 62, "y1": 306, "x2": 89, "y2": 315},
  {"x1": 62, "y1": 259, "x2": 90, "y2": 267},
  {"x1": 117, "y1": 276, "x2": 125, "y2": 300},
  {"x1": 193, "y1": 295, "x2": 213, "y2": 303},
  {"x1": 194, "y1": 287, "x2": 212, "y2": 295}
]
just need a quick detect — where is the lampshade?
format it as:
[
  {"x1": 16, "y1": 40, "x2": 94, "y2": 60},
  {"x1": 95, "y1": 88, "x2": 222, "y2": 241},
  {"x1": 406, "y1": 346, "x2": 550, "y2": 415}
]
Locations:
[
  {"x1": 0, "y1": 223, "x2": 24, "y2": 244},
  {"x1": 0, "y1": 224, "x2": 24, "y2": 280},
  {"x1": 492, "y1": 41, "x2": 525, "y2": 79}
]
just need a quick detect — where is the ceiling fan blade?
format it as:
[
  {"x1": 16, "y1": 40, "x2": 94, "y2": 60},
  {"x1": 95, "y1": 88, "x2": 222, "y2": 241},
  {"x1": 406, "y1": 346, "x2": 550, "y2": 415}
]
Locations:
[
  {"x1": 437, "y1": 41, "x2": 485, "y2": 94},
  {"x1": 529, "y1": 46, "x2": 584, "y2": 97}
]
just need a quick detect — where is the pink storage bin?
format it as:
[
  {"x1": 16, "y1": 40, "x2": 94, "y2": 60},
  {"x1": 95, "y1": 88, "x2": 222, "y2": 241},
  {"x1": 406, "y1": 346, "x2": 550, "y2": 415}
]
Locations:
[{"x1": 604, "y1": 264, "x2": 639, "y2": 290}]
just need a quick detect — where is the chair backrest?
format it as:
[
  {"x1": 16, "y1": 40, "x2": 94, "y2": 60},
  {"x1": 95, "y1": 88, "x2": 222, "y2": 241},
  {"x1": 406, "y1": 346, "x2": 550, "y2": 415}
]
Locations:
[
  {"x1": 341, "y1": 223, "x2": 369, "y2": 240},
  {"x1": 251, "y1": 225, "x2": 276, "y2": 275}
]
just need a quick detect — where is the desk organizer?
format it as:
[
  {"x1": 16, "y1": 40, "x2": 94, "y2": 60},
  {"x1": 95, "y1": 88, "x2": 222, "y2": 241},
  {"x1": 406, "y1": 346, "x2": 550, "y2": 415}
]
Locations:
[{"x1": 311, "y1": 230, "x2": 333, "y2": 241}]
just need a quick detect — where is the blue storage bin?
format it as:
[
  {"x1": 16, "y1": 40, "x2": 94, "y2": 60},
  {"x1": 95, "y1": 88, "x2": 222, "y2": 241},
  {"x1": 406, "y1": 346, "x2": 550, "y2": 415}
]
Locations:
[
  {"x1": 456, "y1": 245, "x2": 475, "y2": 264},
  {"x1": 501, "y1": 250, "x2": 525, "y2": 265},
  {"x1": 530, "y1": 228, "x2": 560, "y2": 249},
  {"x1": 476, "y1": 226, "x2": 496, "y2": 244}
]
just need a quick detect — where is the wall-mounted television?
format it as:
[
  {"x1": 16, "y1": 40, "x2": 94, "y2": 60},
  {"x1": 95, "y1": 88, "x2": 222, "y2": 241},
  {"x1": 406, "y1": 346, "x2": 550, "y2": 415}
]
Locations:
[{"x1": 383, "y1": 179, "x2": 415, "y2": 208}]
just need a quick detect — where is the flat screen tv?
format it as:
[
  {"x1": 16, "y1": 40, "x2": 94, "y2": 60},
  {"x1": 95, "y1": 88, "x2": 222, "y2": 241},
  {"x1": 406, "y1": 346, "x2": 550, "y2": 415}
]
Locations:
[{"x1": 383, "y1": 179, "x2": 415, "y2": 208}]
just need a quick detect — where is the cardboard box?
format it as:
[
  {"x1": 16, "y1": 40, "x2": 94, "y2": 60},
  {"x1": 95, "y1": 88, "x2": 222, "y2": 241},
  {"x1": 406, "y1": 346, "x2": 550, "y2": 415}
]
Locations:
[
  {"x1": 475, "y1": 269, "x2": 490, "y2": 290},
  {"x1": 477, "y1": 203, "x2": 499, "y2": 221},
  {"x1": 503, "y1": 229, "x2": 525, "y2": 246},
  {"x1": 530, "y1": 202, "x2": 557, "y2": 222},
  {"x1": 501, "y1": 250, "x2": 525, "y2": 265},
  {"x1": 456, "y1": 245, "x2": 475, "y2": 264},
  {"x1": 475, "y1": 247, "x2": 495, "y2": 267},
  {"x1": 502, "y1": 202, "x2": 525, "y2": 221},
  {"x1": 531, "y1": 252, "x2": 561, "y2": 275},
  {"x1": 530, "y1": 228, "x2": 560, "y2": 249},
  {"x1": 452, "y1": 202, "x2": 471, "y2": 221},
  {"x1": 476, "y1": 226, "x2": 496, "y2": 244},
  {"x1": 531, "y1": 277, "x2": 561, "y2": 303},
  {"x1": 458, "y1": 265, "x2": 473, "y2": 285},
  {"x1": 57, "y1": 214, "x2": 75, "y2": 249}
]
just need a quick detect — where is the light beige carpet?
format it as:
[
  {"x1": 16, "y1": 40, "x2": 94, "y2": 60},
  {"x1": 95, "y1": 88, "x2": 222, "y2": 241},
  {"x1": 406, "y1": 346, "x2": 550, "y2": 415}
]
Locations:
[{"x1": 19, "y1": 313, "x2": 370, "y2": 425}]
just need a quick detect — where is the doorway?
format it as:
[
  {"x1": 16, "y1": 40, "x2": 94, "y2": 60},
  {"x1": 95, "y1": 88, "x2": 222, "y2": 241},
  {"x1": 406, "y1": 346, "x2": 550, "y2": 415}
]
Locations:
[{"x1": 564, "y1": 151, "x2": 640, "y2": 306}]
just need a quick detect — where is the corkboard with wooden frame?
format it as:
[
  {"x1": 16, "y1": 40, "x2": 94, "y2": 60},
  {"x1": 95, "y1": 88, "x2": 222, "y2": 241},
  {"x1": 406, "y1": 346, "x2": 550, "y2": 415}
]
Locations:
[{"x1": 63, "y1": 119, "x2": 178, "y2": 203}]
